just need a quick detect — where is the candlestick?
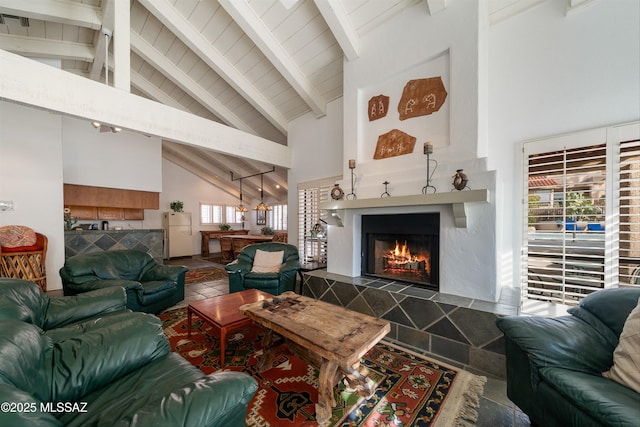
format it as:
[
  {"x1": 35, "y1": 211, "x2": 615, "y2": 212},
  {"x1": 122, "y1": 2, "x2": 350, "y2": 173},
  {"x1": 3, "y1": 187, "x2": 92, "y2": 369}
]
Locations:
[
  {"x1": 422, "y1": 145, "x2": 438, "y2": 194},
  {"x1": 346, "y1": 160, "x2": 357, "y2": 199}
]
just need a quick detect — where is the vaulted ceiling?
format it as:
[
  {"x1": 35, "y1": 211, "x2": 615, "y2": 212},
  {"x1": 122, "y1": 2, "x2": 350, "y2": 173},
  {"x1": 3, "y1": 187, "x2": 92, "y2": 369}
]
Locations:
[{"x1": 0, "y1": 0, "x2": 553, "y2": 201}]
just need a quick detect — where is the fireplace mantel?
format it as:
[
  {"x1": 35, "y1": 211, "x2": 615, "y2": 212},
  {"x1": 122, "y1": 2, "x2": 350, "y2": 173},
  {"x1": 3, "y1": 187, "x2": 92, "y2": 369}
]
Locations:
[{"x1": 319, "y1": 189, "x2": 489, "y2": 228}]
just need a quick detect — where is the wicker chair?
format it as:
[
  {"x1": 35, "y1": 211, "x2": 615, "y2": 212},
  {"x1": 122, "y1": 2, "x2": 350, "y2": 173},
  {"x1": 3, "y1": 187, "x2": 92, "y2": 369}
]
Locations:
[{"x1": 0, "y1": 231, "x2": 48, "y2": 291}]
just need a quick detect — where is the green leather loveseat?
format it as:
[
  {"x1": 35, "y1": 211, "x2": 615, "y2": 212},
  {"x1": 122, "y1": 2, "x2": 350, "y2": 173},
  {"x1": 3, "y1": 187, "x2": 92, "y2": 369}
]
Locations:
[
  {"x1": 225, "y1": 242, "x2": 300, "y2": 295},
  {"x1": 60, "y1": 250, "x2": 188, "y2": 314},
  {"x1": 0, "y1": 278, "x2": 258, "y2": 427},
  {"x1": 496, "y1": 288, "x2": 640, "y2": 427}
]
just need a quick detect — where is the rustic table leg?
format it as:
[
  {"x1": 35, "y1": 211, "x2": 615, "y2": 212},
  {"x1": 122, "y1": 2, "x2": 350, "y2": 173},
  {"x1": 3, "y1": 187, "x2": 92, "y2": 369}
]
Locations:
[
  {"x1": 256, "y1": 329, "x2": 277, "y2": 373},
  {"x1": 316, "y1": 359, "x2": 340, "y2": 426},
  {"x1": 343, "y1": 364, "x2": 376, "y2": 399},
  {"x1": 187, "y1": 309, "x2": 193, "y2": 337}
]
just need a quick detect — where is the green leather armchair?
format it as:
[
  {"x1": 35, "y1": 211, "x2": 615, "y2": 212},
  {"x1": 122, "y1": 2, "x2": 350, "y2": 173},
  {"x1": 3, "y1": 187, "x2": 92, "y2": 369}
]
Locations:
[
  {"x1": 496, "y1": 288, "x2": 640, "y2": 427},
  {"x1": 225, "y1": 242, "x2": 300, "y2": 295},
  {"x1": 0, "y1": 313, "x2": 258, "y2": 426},
  {"x1": 60, "y1": 250, "x2": 188, "y2": 314}
]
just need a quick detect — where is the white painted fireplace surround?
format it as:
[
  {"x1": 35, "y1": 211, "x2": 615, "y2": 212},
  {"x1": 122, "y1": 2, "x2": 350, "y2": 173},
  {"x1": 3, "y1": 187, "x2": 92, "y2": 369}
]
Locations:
[{"x1": 322, "y1": 168, "x2": 498, "y2": 303}]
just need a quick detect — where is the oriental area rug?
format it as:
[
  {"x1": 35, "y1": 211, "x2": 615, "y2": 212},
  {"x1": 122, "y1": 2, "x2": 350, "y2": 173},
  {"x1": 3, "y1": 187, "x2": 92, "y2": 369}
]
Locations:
[
  {"x1": 184, "y1": 266, "x2": 227, "y2": 284},
  {"x1": 159, "y1": 307, "x2": 486, "y2": 427}
]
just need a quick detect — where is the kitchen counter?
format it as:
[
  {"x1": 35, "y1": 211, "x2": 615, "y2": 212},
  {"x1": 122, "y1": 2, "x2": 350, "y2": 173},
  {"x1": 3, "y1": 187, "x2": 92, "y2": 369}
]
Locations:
[{"x1": 64, "y1": 229, "x2": 164, "y2": 261}]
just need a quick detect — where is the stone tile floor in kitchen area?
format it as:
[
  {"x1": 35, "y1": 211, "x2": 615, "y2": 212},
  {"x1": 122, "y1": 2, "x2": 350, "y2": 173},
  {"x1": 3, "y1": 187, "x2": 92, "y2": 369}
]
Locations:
[{"x1": 164, "y1": 256, "x2": 531, "y2": 427}]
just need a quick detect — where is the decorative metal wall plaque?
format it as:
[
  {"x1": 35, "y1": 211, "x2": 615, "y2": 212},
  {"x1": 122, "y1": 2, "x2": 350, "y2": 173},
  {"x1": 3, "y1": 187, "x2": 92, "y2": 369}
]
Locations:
[
  {"x1": 368, "y1": 94, "x2": 389, "y2": 121},
  {"x1": 398, "y1": 76, "x2": 447, "y2": 121},
  {"x1": 373, "y1": 129, "x2": 417, "y2": 160}
]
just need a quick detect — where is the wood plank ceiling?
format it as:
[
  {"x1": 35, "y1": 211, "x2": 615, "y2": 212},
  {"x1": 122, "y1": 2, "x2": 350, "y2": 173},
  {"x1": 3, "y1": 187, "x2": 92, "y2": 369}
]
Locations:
[{"x1": 0, "y1": 0, "x2": 551, "y2": 201}]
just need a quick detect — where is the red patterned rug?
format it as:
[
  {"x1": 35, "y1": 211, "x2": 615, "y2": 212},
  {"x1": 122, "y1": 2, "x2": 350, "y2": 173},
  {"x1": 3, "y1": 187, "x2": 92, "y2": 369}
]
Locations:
[
  {"x1": 159, "y1": 307, "x2": 486, "y2": 427},
  {"x1": 184, "y1": 266, "x2": 227, "y2": 284}
]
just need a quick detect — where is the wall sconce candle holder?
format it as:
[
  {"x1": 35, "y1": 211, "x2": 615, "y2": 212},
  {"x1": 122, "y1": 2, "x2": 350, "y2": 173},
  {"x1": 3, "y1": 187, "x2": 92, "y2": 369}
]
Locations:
[{"x1": 422, "y1": 142, "x2": 438, "y2": 194}]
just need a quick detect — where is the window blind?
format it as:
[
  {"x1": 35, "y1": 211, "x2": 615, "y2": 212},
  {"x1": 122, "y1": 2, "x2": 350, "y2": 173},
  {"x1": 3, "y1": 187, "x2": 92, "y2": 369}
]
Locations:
[
  {"x1": 619, "y1": 138, "x2": 640, "y2": 288},
  {"x1": 297, "y1": 180, "x2": 331, "y2": 263},
  {"x1": 526, "y1": 143, "x2": 607, "y2": 305}
]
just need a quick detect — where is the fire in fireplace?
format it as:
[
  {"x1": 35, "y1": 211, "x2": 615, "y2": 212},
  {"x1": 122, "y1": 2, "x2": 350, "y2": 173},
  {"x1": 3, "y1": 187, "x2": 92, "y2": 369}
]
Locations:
[{"x1": 362, "y1": 213, "x2": 439, "y2": 289}]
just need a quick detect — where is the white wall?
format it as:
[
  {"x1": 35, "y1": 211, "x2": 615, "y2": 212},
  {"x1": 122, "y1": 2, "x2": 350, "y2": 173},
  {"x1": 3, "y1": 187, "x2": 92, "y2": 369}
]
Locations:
[
  {"x1": 62, "y1": 117, "x2": 162, "y2": 192},
  {"x1": 488, "y1": 0, "x2": 640, "y2": 289},
  {"x1": 0, "y1": 101, "x2": 65, "y2": 290},
  {"x1": 288, "y1": 97, "x2": 344, "y2": 247}
]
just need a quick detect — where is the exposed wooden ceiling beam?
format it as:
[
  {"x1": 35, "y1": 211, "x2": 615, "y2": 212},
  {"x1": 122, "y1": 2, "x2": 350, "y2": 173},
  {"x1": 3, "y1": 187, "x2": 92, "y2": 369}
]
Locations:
[
  {"x1": 0, "y1": 49, "x2": 292, "y2": 168},
  {"x1": 138, "y1": 0, "x2": 288, "y2": 135},
  {"x1": 0, "y1": 0, "x2": 102, "y2": 29},
  {"x1": 313, "y1": 0, "x2": 359, "y2": 61},
  {"x1": 0, "y1": 33, "x2": 94, "y2": 61},
  {"x1": 218, "y1": 0, "x2": 326, "y2": 117},
  {"x1": 112, "y1": 0, "x2": 130, "y2": 91},
  {"x1": 130, "y1": 31, "x2": 260, "y2": 135},
  {"x1": 132, "y1": 69, "x2": 286, "y2": 199}
]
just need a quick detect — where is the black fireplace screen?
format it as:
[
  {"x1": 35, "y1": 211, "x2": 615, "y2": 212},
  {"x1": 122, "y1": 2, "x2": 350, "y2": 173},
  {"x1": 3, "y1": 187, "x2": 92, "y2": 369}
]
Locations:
[{"x1": 362, "y1": 213, "x2": 439, "y2": 289}]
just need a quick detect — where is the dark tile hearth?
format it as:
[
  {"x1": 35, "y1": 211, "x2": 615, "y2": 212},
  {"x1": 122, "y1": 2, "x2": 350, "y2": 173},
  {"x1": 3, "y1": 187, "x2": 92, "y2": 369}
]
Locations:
[{"x1": 302, "y1": 270, "x2": 519, "y2": 379}]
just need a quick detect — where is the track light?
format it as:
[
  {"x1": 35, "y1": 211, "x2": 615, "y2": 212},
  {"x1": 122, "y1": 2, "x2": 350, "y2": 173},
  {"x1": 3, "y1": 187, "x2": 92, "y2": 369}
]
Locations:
[{"x1": 90, "y1": 121, "x2": 121, "y2": 133}]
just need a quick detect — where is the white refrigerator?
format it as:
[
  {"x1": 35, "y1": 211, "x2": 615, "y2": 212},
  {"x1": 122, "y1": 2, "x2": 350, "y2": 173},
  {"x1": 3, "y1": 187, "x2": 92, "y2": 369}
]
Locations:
[{"x1": 163, "y1": 212, "x2": 192, "y2": 258}]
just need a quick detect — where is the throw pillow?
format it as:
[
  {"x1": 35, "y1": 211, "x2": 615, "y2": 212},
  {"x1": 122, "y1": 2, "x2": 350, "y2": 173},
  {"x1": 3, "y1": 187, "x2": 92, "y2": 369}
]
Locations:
[
  {"x1": 252, "y1": 249, "x2": 284, "y2": 273},
  {"x1": 0, "y1": 225, "x2": 37, "y2": 248},
  {"x1": 602, "y1": 297, "x2": 640, "y2": 393}
]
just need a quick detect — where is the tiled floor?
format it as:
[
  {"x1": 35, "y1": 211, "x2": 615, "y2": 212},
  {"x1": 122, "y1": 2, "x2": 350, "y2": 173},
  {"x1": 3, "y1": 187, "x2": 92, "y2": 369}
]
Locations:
[{"x1": 165, "y1": 256, "x2": 532, "y2": 427}]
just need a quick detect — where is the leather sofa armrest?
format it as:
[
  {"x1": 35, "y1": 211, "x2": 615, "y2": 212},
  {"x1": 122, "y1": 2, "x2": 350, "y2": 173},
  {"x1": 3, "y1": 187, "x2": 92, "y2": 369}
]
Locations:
[
  {"x1": 141, "y1": 264, "x2": 188, "y2": 284},
  {"x1": 51, "y1": 312, "x2": 170, "y2": 402},
  {"x1": 496, "y1": 315, "x2": 615, "y2": 378},
  {"x1": 110, "y1": 372, "x2": 258, "y2": 427},
  {"x1": 280, "y1": 259, "x2": 301, "y2": 273},
  {"x1": 225, "y1": 259, "x2": 252, "y2": 274},
  {"x1": 43, "y1": 287, "x2": 127, "y2": 330}
]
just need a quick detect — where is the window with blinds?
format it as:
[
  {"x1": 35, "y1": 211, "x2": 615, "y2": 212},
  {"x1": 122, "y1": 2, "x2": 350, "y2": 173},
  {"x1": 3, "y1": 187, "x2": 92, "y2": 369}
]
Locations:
[
  {"x1": 526, "y1": 144, "x2": 607, "y2": 305},
  {"x1": 297, "y1": 179, "x2": 334, "y2": 264},
  {"x1": 268, "y1": 204, "x2": 288, "y2": 230},
  {"x1": 524, "y1": 123, "x2": 640, "y2": 305},
  {"x1": 619, "y1": 138, "x2": 640, "y2": 288}
]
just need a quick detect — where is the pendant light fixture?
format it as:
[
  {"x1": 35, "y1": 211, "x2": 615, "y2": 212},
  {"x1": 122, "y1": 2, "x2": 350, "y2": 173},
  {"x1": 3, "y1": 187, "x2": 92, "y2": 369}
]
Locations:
[
  {"x1": 254, "y1": 173, "x2": 271, "y2": 211},
  {"x1": 236, "y1": 178, "x2": 248, "y2": 214}
]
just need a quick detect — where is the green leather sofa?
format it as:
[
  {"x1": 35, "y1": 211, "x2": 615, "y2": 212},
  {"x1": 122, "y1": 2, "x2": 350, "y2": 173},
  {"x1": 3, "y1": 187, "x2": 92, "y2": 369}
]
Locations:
[
  {"x1": 225, "y1": 242, "x2": 300, "y2": 295},
  {"x1": 496, "y1": 288, "x2": 640, "y2": 427},
  {"x1": 0, "y1": 279, "x2": 258, "y2": 427},
  {"x1": 60, "y1": 250, "x2": 188, "y2": 314}
]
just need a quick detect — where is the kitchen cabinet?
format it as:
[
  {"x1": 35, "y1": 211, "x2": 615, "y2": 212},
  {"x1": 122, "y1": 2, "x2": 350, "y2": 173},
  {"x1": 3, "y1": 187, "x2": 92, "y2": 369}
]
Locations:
[
  {"x1": 97, "y1": 207, "x2": 124, "y2": 220},
  {"x1": 69, "y1": 206, "x2": 97, "y2": 220},
  {"x1": 64, "y1": 184, "x2": 159, "y2": 209}
]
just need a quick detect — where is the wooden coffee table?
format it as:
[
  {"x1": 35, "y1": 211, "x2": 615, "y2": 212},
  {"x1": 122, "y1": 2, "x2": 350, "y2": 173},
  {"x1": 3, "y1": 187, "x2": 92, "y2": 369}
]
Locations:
[
  {"x1": 187, "y1": 289, "x2": 271, "y2": 367},
  {"x1": 240, "y1": 291, "x2": 390, "y2": 425}
]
